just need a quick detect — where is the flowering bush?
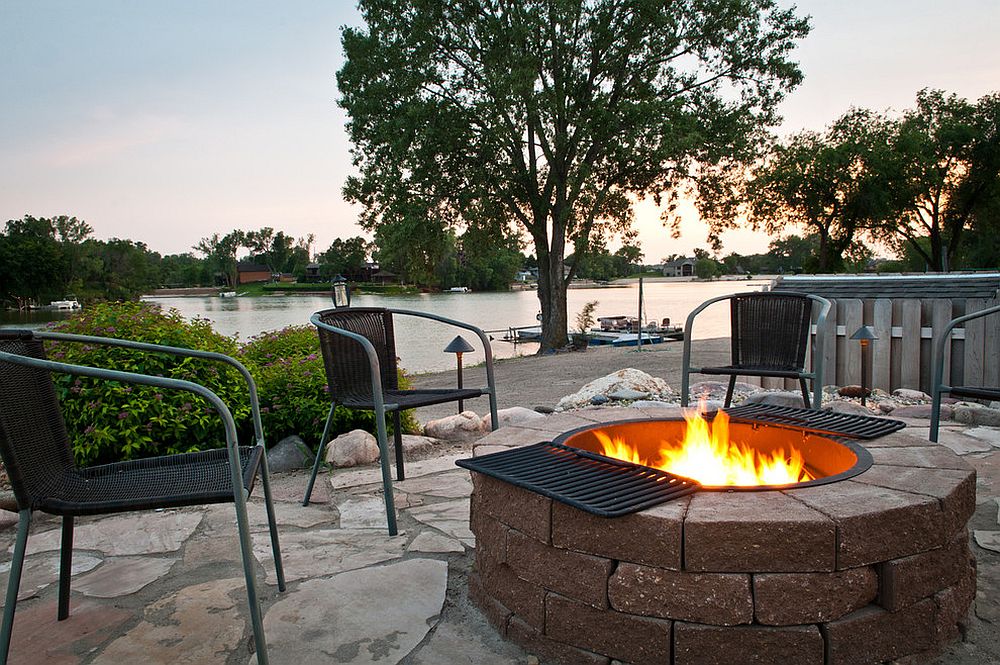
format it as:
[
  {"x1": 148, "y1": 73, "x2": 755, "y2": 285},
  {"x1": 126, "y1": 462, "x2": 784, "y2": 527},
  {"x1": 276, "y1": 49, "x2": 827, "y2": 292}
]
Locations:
[
  {"x1": 238, "y1": 325, "x2": 418, "y2": 448},
  {"x1": 47, "y1": 301, "x2": 251, "y2": 465}
]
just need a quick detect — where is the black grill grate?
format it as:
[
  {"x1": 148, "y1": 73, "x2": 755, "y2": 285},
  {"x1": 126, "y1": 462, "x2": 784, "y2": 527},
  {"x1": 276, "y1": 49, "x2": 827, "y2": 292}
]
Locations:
[
  {"x1": 719, "y1": 404, "x2": 905, "y2": 439},
  {"x1": 457, "y1": 443, "x2": 699, "y2": 518}
]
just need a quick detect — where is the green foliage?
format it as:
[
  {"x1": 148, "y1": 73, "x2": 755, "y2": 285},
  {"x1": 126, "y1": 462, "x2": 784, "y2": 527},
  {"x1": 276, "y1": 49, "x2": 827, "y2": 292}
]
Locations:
[
  {"x1": 47, "y1": 301, "x2": 249, "y2": 466},
  {"x1": 339, "y1": 0, "x2": 809, "y2": 350},
  {"x1": 238, "y1": 325, "x2": 418, "y2": 448}
]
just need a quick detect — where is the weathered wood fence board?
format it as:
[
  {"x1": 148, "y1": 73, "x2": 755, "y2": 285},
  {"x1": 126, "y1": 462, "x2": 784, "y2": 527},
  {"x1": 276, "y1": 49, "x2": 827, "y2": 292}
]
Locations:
[{"x1": 871, "y1": 299, "x2": 892, "y2": 392}]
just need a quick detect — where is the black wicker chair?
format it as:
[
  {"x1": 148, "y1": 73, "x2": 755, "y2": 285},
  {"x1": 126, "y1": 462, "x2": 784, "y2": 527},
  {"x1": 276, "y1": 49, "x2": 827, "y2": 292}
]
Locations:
[
  {"x1": 302, "y1": 307, "x2": 499, "y2": 535},
  {"x1": 680, "y1": 292, "x2": 831, "y2": 409},
  {"x1": 930, "y1": 304, "x2": 1000, "y2": 442},
  {"x1": 0, "y1": 330, "x2": 285, "y2": 665}
]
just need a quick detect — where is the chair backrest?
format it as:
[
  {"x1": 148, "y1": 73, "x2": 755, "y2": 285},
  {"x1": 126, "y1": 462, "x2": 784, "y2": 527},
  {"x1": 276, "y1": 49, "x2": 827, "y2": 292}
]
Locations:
[
  {"x1": 0, "y1": 332, "x2": 76, "y2": 510},
  {"x1": 730, "y1": 292, "x2": 814, "y2": 370},
  {"x1": 315, "y1": 308, "x2": 400, "y2": 402}
]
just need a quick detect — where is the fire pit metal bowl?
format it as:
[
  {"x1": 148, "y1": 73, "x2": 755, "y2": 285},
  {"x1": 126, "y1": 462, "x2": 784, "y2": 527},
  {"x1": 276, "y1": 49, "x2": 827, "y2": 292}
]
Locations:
[{"x1": 467, "y1": 406, "x2": 976, "y2": 665}]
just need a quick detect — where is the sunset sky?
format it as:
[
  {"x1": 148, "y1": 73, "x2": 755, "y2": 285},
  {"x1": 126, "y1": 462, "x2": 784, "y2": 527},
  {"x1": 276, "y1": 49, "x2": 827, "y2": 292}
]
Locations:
[{"x1": 2, "y1": 1, "x2": 998, "y2": 263}]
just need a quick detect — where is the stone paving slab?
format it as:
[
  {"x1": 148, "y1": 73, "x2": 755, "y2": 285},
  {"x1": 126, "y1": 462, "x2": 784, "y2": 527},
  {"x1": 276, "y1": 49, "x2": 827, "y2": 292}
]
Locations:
[
  {"x1": 407, "y1": 531, "x2": 465, "y2": 554},
  {"x1": 74, "y1": 556, "x2": 176, "y2": 598},
  {"x1": 15, "y1": 511, "x2": 202, "y2": 558},
  {"x1": 0, "y1": 553, "x2": 101, "y2": 606},
  {"x1": 7, "y1": 599, "x2": 133, "y2": 665},
  {"x1": 255, "y1": 558, "x2": 448, "y2": 665},
  {"x1": 406, "y1": 498, "x2": 474, "y2": 547},
  {"x1": 330, "y1": 455, "x2": 466, "y2": 489},
  {"x1": 396, "y1": 470, "x2": 473, "y2": 498},
  {"x1": 251, "y1": 528, "x2": 407, "y2": 585}
]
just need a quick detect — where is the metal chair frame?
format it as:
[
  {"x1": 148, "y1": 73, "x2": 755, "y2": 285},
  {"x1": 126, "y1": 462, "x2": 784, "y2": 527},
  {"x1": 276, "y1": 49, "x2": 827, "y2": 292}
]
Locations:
[
  {"x1": 0, "y1": 331, "x2": 285, "y2": 665},
  {"x1": 930, "y1": 304, "x2": 1000, "y2": 442},
  {"x1": 302, "y1": 308, "x2": 499, "y2": 535},
  {"x1": 680, "y1": 292, "x2": 831, "y2": 410}
]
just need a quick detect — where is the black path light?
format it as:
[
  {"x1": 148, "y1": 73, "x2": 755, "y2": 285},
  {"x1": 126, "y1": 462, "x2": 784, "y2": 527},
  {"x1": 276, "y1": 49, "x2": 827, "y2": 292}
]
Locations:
[
  {"x1": 331, "y1": 275, "x2": 351, "y2": 308},
  {"x1": 444, "y1": 335, "x2": 475, "y2": 413},
  {"x1": 850, "y1": 325, "x2": 878, "y2": 407}
]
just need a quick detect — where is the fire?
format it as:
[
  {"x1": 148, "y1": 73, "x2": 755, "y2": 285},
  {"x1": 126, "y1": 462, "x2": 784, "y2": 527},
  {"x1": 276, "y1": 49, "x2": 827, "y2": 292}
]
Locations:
[{"x1": 594, "y1": 407, "x2": 814, "y2": 486}]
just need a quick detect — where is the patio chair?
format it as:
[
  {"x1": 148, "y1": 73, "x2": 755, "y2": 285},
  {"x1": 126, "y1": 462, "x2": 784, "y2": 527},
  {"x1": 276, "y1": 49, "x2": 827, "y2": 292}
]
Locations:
[
  {"x1": 0, "y1": 330, "x2": 285, "y2": 665},
  {"x1": 930, "y1": 304, "x2": 1000, "y2": 442},
  {"x1": 680, "y1": 292, "x2": 831, "y2": 409},
  {"x1": 302, "y1": 307, "x2": 499, "y2": 535}
]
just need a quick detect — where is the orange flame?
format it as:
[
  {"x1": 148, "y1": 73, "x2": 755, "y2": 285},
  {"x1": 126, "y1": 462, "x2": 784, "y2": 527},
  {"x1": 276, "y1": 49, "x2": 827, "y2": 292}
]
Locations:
[{"x1": 595, "y1": 407, "x2": 813, "y2": 486}]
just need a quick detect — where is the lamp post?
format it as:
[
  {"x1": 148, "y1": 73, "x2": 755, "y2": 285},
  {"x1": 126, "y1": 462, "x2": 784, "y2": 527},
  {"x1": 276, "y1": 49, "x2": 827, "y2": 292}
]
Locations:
[
  {"x1": 444, "y1": 335, "x2": 475, "y2": 413},
  {"x1": 850, "y1": 325, "x2": 878, "y2": 407},
  {"x1": 331, "y1": 275, "x2": 351, "y2": 308}
]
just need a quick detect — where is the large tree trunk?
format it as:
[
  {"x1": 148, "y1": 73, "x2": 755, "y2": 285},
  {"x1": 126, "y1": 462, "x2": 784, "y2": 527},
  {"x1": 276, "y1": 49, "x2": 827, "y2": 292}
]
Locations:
[{"x1": 536, "y1": 248, "x2": 569, "y2": 351}]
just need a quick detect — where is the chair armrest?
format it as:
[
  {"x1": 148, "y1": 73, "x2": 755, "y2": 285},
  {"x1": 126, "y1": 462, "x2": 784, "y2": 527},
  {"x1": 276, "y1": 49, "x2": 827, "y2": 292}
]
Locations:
[
  {"x1": 310, "y1": 313, "x2": 393, "y2": 412},
  {"x1": 387, "y1": 308, "x2": 497, "y2": 393},
  {"x1": 932, "y1": 304, "x2": 1000, "y2": 392},
  {"x1": 36, "y1": 332, "x2": 265, "y2": 447},
  {"x1": 0, "y1": 349, "x2": 248, "y2": 494}
]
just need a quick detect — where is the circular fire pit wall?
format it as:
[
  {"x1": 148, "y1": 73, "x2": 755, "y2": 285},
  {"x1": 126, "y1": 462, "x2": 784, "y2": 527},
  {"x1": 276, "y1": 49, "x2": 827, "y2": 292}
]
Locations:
[{"x1": 469, "y1": 414, "x2": 976, "y2": 665}]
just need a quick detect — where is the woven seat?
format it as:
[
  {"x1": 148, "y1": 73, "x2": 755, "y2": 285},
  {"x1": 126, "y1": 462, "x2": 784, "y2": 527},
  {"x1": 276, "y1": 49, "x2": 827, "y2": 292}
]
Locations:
[
  {"x1": 303, "y1": 306, "x2": 498, "y2": 535},
  {"x1": 681, "y1": 292, "x2": 831, "y2": 409},
  {"x1": 931, "y1": 304, "x2": 1000, "y2": 442},
  {"x1": 0, "y1": 331, "x2": 284, "y2": 665}
]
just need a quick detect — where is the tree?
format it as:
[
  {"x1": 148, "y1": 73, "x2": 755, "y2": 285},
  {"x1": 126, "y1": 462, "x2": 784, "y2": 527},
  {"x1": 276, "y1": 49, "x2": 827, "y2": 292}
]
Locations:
[
  {"x1": 319, "y1": 236, "x2": 371, "y2": 280},
  {"x1": 741, "y1": 109, "x2": 891, "y2": 272},
  {"x1": 339, "y1": 0, "x2": 809, "y2": 350},
  {"x1": 873, "y1": 90, "x2": 1000, "y2": 271},
  {"x1": 194, "y1": 231, "x2": 246, "y2": 287}
]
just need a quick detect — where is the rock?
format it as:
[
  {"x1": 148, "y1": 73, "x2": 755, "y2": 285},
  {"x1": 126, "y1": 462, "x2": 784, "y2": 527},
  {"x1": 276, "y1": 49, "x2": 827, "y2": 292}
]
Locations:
[
  {"x1": 974, "y1": 530, "x2": 1000, "y2": 554},
  {"x1": 825, "y1": 400, "x2": 874, "y2": 416},
  {"x1": 892, "y1": 388, "x2": 932, "y2": 402},
  {"x1": 838, "y1": 385, "x2": 868, "y2": 398},
  {"x1": 953, "y1": 404, "x2": 1000, "y2": 428},
  {"x1": 424, "y1": 411, "x2": 485, "y2": 442},
  {"x1": 480, "y1": 406, "x2": 546, "y2": 431},
  {"x1": 401, "y1": 434, "x2": 441, "y2": 456},
  {"x1": 632, "y1": 400, "x2": 675, "y2": 409},
  {"x1": 591, "y1": 395, "x2": 609, "y2": 405},
  {"x1": 534, "y1": 405, "x2": 555, "y2": 414},
  {"x1": 556, "y1": 368, "x2": 673, "y2": 411},
  {"x1": 743, "y1": 391, "x2": 807, "y2": 409},
  {"x1": 267, "y1": 435, "x2": 314, "y2": 472},
  {"x1": 891, "y1": 404, "x2": 948, "y2": 420},
  {"x1": 609, "y1": 389, "x2": 650, "y2": 401},
  {"x1": 327, "y1": 429, "x2": 380, "y2": 467},
  {"x1": 877, "y1": 401, "x2": 898, "y2": 414}
]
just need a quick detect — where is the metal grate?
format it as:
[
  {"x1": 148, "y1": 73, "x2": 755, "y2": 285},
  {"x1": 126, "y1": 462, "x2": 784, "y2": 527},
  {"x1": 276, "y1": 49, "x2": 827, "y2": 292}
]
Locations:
[
  {"x1": 720, "y1": 403, "x2": 905, "y2": 439},
  {"x1": 457, "y1": 443, "x2": 699, "y2": 518}
]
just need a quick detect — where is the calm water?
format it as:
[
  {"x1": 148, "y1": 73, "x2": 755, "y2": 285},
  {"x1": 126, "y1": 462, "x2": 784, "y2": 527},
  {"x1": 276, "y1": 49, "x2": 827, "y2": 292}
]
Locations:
[{"x1": 2, "y1": 280, "x2": 769, "y2": 373}]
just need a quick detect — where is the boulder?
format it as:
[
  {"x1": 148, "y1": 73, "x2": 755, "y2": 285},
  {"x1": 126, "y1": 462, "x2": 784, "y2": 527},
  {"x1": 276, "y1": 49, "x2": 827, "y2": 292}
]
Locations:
[
  {"x1": 825, "y1": 400, "x2": 874, "y2": 416},
  {"x1": 608, "y1": 388, "x2": 650, "y2": 401},
  {"x1": 892, "y1": 388, "x2": 932, "y2": 402},
  {"x1": 877, "y1": 401, "x2": 898, "y2": 414},
  {"x1": 838, "y1": 385, "x2": 868, "y2": 398},
  {"x1": 556, "y1": 368, "x2": 673, "y2": 411},
  {"x1": 742, "y1": 391, "x2": 807, "y2": 409},
  {"x1": 480, "y1": 406, "x2": 547, "y2": 431},
  {"x1": 401, "y1": 434, "x2": 442, "y2": 456},
  {"x1": 424, "y1": 411, "x2": 484, "y2": 442},
  {"x1": 891, "y1": 404, "x2": 949, "y2": 420},
  {"x1": 953, "y1": 404, "x2": 1000, "y2": 428},
  {"x1": 267, "y1": 435, "x2": 314, "y2": 472},
  {"x1": 326, "y1": 429, "x2": 380, "y2": 467}
]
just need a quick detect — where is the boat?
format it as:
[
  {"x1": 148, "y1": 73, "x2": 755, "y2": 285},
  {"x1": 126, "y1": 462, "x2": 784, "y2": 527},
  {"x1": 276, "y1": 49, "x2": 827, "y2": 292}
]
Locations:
[
  {"x1": 219, "y1": 291, "x2": 237, "y2": 298},
  {"x1": 49, "y1": 297, "x2": 81, "y2": 310},
  {"x1": 447, "y1": 286, "x2": 471, "y2": 293},
  {"x1": 610, "y1": 332, "x2": 663, "y2": 347}
]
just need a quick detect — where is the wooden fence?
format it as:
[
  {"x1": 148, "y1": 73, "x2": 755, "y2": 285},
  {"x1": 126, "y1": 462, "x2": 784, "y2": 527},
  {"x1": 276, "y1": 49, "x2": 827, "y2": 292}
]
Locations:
[{"x1": 739, "y1": 298, "x2": 1000, "y2": 394}]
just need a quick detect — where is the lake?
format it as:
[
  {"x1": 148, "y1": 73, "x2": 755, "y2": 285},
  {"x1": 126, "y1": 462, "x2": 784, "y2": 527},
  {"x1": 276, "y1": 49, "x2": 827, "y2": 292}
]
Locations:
[{"x1": 2, "y1": 279, "x2": 770, "y2": 373}]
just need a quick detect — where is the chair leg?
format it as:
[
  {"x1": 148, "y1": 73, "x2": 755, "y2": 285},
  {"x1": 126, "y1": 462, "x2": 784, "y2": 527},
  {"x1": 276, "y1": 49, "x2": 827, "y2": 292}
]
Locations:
[
  {"x1": 930, "y1": 387, "x2": 943, "y2": 443},
  {"x1": 232, "y1": 486, "x2": 269, "y2": 664},
  {"x1": 259, "y1": 454, "x2": 286, "y2": 592},
  {"x1": 0, "y1": 510, "x2": 32, "y2": 665},
  {"x1": 799, "y1": 378, "x2": 812, "y2": 409},
  {"x1": 302, "y1": 403, "x2": 337, "y2": 506},
  {"x1": 393, "y1": 411, "x2": 404, "y2": 481},
  {"x1": 723, "y1": 376, "x2": 737, "y2": 408},
  {"x1": 488, "y1": 387, "x2": 499, "y2": 432},
  {"x1": 58, "y1": 516, "x2": 74, "y2": 621},
  {"x1": 374, "y1": 404, "x2": 398, "y2": 536}
]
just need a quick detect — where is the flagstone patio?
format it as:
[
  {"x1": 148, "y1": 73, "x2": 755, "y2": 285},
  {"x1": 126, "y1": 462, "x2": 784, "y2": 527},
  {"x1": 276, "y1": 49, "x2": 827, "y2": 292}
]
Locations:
[{"x1": 0, "y1": 409, "x2": 999, "y2": 664}]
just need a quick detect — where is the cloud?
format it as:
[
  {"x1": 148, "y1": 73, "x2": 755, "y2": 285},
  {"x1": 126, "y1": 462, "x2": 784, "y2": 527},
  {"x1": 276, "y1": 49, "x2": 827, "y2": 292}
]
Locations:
[{"x1": 35, "y1": 112, "x2": 185, "y2": 168}]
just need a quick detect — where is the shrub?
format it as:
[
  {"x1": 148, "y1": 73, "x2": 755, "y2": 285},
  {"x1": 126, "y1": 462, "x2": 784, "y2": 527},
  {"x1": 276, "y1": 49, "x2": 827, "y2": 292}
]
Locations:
[
  {"x1": 237, "y1": 325, "x2": 419, "y2": 449},
  {"x1": 47, "y1": 301, "x2": 251, "y2": 466}
]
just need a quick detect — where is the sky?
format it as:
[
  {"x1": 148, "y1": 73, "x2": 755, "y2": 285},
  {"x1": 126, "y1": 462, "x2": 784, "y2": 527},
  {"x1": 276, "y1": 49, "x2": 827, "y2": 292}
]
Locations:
[{"x1": 2, "y1": 1, "x2": 999, "y2": 264}]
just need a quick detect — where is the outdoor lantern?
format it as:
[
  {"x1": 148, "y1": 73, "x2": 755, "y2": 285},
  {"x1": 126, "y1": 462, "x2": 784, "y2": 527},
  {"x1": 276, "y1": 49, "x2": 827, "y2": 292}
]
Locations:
[
  {"x1": 444, "y1": 335, "x2": 475, "y2": 413},
  {"x1": 850, "y1": 325, "x2": 878, "y2": 406},
  {"x1": 331, "y1": 275, "x2": 351, "y2": 308}
]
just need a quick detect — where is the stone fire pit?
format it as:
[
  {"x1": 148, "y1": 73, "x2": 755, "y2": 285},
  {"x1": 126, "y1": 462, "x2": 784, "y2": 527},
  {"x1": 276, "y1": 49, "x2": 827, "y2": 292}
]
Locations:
[{"x1": 467, "y1": 407, "x2": 976, "y2": 665}]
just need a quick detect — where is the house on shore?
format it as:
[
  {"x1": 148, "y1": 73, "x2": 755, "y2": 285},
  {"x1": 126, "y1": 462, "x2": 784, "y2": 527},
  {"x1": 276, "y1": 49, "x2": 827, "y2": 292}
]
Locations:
[
  {"x1": 662, "y1": 258, "x2": 696, "y2": 277},
  {"x1": 236, "y1": 262, "x2": 271, "y2": 284}
]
